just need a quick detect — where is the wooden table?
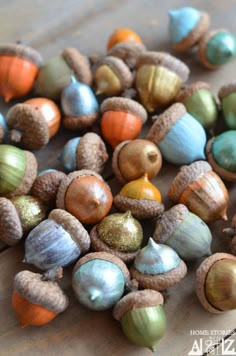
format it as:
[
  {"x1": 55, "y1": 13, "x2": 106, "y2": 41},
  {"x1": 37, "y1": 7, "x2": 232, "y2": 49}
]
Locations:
[{"x1": 0, "y1": 1, "x2": 236, "y2": 355}]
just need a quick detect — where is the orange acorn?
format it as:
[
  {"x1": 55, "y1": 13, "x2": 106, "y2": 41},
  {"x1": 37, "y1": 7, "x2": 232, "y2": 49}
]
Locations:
[{"x1": 107, "y1": 28, "x2": 143, "y2": 50}]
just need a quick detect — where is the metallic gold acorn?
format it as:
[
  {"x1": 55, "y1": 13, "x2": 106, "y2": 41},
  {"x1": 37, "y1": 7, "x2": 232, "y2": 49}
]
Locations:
[{"x1": 218, "y1": 82, "x2": 236, "y2": 129}]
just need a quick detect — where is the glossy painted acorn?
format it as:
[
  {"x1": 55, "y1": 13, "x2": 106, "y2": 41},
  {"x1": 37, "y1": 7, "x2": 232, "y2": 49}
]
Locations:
[
  {"x1": 0, "y1": 144, "x2": 37, "y2": 197},
  {"x1": 168, "y1": 161, "x2": 229, "y2": 222},
  {"x1": 24, "y1": 209, "x2": 90, "y2": 270},
  {"x1": 196, "y1": 253, "x2": 236, "y2": 313},
  {"x1": 107, "y1": 28, "x2": 143, "y2": 50},
  {"x1": 12, "y1": 268, "x2": 68, "y2": 328},
  {"x1": 61, "y1": 76, "x2": 99, "y2": 130},
  {"x1": 218, "y1": 82, "x2": 236, "y2": 129},
  {"x1": 223, "y1": 213, "x2": 236, "y2": 255},
  {"x1": 146, "y1": 103, "x2": 206, "y2": 165},
  {"x1": 0, "y1": 113, "x2": 7, "y2": 143},
  {"x1": 113, "y1": 289, "x2": 167, "y2": 351},
  {"x1": 72, "y1": 252, "x2": 130, "y2": 311}
]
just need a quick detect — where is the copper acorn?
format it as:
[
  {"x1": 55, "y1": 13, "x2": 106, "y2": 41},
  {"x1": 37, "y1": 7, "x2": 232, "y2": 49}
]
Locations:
[
  {"x1": 107, "y1": 41, "x2": 146, "y2": 69},
  {"x1": 56, "y1": 170, "x2": 113, "y2": 225},
  {"x1": 12, "y1": 268, "x2": 68, "y2": 328},
  {"x1": 168, "y1": 161, "x2": 229, "y2": 222},
  {"x1": 223, "y1": 214, "x2": 236, "y2": 255},
  {"x1": 7, "y1": 97, "x2": 61, "y2": 150}
]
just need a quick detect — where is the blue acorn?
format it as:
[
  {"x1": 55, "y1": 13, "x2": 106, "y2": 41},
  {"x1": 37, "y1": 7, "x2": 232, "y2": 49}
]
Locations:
[{"x1": 0, "y1": 113, "x2": 7, "y2": 142}]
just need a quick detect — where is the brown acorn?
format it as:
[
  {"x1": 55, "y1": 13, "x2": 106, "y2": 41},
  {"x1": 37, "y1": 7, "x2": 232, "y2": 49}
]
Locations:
[{"x1": 107, "y1": 41, "x2": 146, "y2": 69}]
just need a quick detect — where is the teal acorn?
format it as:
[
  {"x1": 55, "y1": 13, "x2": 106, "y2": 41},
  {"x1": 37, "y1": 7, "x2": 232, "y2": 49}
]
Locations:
[
  {"x1": 0, "y1": 113, "x2": 7, "y2": 143},
  {"x1": 218, "y1": 82, "x2": 236, "y2": 129}
]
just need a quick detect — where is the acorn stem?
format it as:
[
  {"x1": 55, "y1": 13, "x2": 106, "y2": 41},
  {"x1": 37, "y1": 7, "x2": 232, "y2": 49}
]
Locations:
[
  {"x1": 223, "y1": 227, "x2": 236, "y2": 238},
  {"x1": 10, "y1": 129, "x2": 23, "y2": 143},
  {"x1": 148, "y1": 152, "x2": 158, "y2": 162},
  {"x1": 41, "y1": 267, "x2": 63, "y2": 282}
]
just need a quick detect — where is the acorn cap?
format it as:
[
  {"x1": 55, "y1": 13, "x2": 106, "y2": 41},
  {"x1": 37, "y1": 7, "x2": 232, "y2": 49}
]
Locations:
[
  {"x1": 146, "y1": 103, "x2": 186, "y2": 144},
  {"x1": 218, "y1": 82, "x2": 236, "y2": 100},
  {"x1": 173, "y1": 12, "x2": 210, "y2": 53},
  {"x1": 107, "y1": 41, "x2": 146, "y2": 69},
  {"x1": 0, "y1": 43, "x2": 43, "y2": 67},
  {"x1": 49, "y1": 209, "x2": 90, "y2": 254},
  {"x1": 176, "y1": 81, "x2": 211, "y2": 102},
  {"x1": 90, "y1": 225, "x2": 139, "y2": 263},
  {"x1": 100, "y1": 97, "x2": 147, "y2": 123},
  {"x1": 168, "y1": 161, "x2": 212, "y2": 202},
  {"x1": 0, "y1": 197, "x2": 22, "y2": 245},
  {"x1": 76, "y1": 132, "x2": 109, "y2": 174},
  {"x1": 6, "y1": 103, "x2": 49, "y2": 150},
  {"x1": 62, "y1": 47, "x2": 92, "y2": 86},
  {"x1": 112, "y1": 140, "x2": 131, "y2": 184},
  {"x1": 14, "y1": 270, "x2": 68, "y2": 313},
  {"x1": 63, "y1": 112, "x2": 98, "y2": 131},
  {"x1": 136, "y1": 51, "x2": 190, "y2": 82},
  {"x1": 32, "y1": 171, "x2": 66, "y2": 205},
  {"x1": 113, "y1": 289, "x2": 164, "y2": 321},
  {"x1": 195, "y1": 253, "x2": 236, "y2": 313}
]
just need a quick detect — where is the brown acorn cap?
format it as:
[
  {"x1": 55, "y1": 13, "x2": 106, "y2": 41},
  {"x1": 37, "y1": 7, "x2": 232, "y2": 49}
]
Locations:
[
  {"x1": 218, "y1": 82, "x2": 236, "y2": 101},
  {"x1": 195, "y1": 253, "x2": 236, "y2": 313},
  {"x1": 73, "y1": 251, "x2": 130, "y2": 281},
  {"x1": 136, "y1": 51, "x2": 190, "y2": 82},
  {"x1": 49, "y1": 209, "x2": 90, "y2": 254},
  {"x1": 168, "y1": 161, "x2": 212, "y2": 202},
  {"x1": 90, "y1": 225, "x2": 138, "y2": 263},
  {"x1": 0, "y1": 197, "x2": 22, "y2": 245},
  {"x1": 107, "y1": 41, "x2": 146, "y2": 69},
  {"x1": 176, "y1": 81, "x2": 211, "y2": 102},
  {"x1": 14, "y1": 270, "x2": 68, "y2": 313},
  {"x1": 173, "y1": 12, "x2": 210, "y2": 53},
  {"x1": 0, "y1": 43, "x2": 43, "y2": 67},
  {"x1": 63, "y1": 112, "x2": 99, "y2": 130},
  {"x1": 62, "y1": 47, "x2": 92, "y2": 86},
  {"x1": 130, "y1": 259, "x2": 187, "y2": 290},
  {"x1": 112, "y1": 140, "x2": 130, "y2": 184},
  {"x1": 113, "y1": 289, "x2": 164, "y2": 321},
  {"x1": 153, "y1": 204, "x2": 189, "y2": 243},
  {"x1": 114, "y1": 194, "x2": 164, "y2": 220},
  {"x1": 146, "y1": 103, "x2": 185, "y2": 144},
  {"x1": 76, "y1": 132, "x2": 109, "y2": 174},
  {"x1": 100, "y1": 97, "x2": 147, "y2": 124},
  {"x1": 0, "y1": 125, "x2": 4, "y2": 143},
  {"x1": 32, "y1": 171, "x2": 66, "y2": 205},
  {"x1": 6, "y1": 103, "x2": 49, "y2": 150}
]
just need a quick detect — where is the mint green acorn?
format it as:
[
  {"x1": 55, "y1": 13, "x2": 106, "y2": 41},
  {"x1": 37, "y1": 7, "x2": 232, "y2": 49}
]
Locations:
[{"x1": 218, "y1": 82, "x2": 236, "y2": 129}]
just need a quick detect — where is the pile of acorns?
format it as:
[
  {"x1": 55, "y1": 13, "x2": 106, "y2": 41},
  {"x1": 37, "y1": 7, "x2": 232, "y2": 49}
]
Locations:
[{"x1": 1, "y1": 6, "x2": 236, "y2": 352}]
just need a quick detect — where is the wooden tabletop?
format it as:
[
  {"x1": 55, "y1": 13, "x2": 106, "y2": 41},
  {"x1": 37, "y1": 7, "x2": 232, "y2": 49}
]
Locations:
[{"x1": 1, "y1": 1, "x2": 236, "y2": 355}]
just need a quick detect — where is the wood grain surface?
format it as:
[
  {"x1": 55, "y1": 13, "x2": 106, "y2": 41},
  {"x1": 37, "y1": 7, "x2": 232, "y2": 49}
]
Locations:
[{"x1": 0, "y1": 1, "x2": 236, "y2": 355}]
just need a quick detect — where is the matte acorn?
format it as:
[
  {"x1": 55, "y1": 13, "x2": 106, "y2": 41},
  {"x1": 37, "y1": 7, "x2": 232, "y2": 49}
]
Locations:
[
  {"x1": 107, "y1": 28, "x2": 143, "y2": 50},
  {"x1": 218, "y1": 82, "x2": 236, "y2": 129}
]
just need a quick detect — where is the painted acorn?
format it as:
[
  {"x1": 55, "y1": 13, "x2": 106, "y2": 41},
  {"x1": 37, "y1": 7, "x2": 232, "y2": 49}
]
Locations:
[
  {"x1": 35, "y1": 47, "x2": 92, "y2": 101},
  {"x1": 72, "y1": 252, "x2": 130, "y2": 311},
  {"x1": 90, "y1": 211, "x2": 143, "y2": 263},
  {"x1": 0, "y1": 144, "x2": 37, "y2": 197},
  {"x1": 0, "y1": 43, "x2": 43, "y2": 102},
  {"x1": 107, "y1": 28, "x2": 143, "y2": 50},
  {"x1": 218, "y1": 82, "x2": 236, "y2": 129},
  {"x1": 107, "y1": 40, "x2": 146, "y2": 69},
  {"x1": 112, "y1": 139, "x2": 162, "y2": 184},
  {"x1": 58, "y1": 132, "x2": 108, "y2": 173},
  {"x1": 146, "y1": 103, "x2": 206, "y2": 165},
  {"x1": 223, "y1": 214, "x2": 236, "y2": 255},
  {"x1": 12, "y1": 268, "x2": 68, "y2": 328},
  {"x1": 198, "y1": 30, "x2": 236, "y2": 69},
  {"x1": 168, "y1": 7, "x2": 210, "y2": 53},
  {"x1": 114, "y1": 173, "x2": 164, "y2": 219},
  {"x1": 24, "y1": 209, "x2": 90, "y2": 270},
  {"x1": 61, "y1": 76, "x2": 99, "y2": 130},
  {"x1": 135, "y1": 51, "x2": 189, "y2": 112},
  {"x1": 100, "y1": 97, "x2": 147, "y2": 148},
  {"x1": 196, "y1": 253, "x2": 236, "y2": 313},
  {"x1": 168, "y1": 161, "x2": 229, "y2": 222},
  {"x1": 176, "y1": 82, "x2": 218, "y2": 130},
  {"x1": 7, "y1": 98, "x2": 61, "y2": 150},
  {"x1": 56, "y1": 170, "x2": 113, "y2": 225},
  {"x1": 153, "y1": 204, "x2": 212, "y2": 261},
  {"x1": 130, "y1": 238, "x2": 187, "y2": 290},
  {"x1": 0, "y1": 113, "x2": 7, "y2": 143}
]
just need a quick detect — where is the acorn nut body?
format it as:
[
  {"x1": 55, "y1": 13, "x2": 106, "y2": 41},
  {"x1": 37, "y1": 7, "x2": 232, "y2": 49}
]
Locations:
[{"x1": 219, "y1": 83, "x2": 236, "y2": 129}]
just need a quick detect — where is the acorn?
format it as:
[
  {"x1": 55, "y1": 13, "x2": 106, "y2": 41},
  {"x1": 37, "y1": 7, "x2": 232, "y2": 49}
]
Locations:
[
  {"x1": 72, "y1": 252, "x2": 130, "y2": 311},
  {"x1": 100, "y1": 97, "x2": 147, "y2": 148},
  {"x1": 153, "y1": 204, "x2": 212, "y2": 261},
  {"x1": 114, "y1": 173, "x2": 164, "y2": 219},
  {"x1": 0, "y1": 113, "x2": 7, "y2": 143},
  {"x1": 135, "y1": 51, "x2": 190, "y2": 112},
  {"x1": 130, "y1": 238, "x2": 187, "y2": 290},
  {"x1": 107, "y1": 41, "x2": 146, "y2": 69},
  {"x1": 146, "y1": 103, "x2": 206, "y2": 165},
  {"x1": 168, "y1": 161, "x2": 229, "y2": 222},
  {"x1": 12, "y1": 268, "x2": 68, "y2": 328},
  {"x1": 90, "y1": 211, "x2": 143, "y2": 263},
  {"x1": 35, "y1": 47, "x2": 92, "y2": 101},
  {"x1": 168, "y1": 7, "x2": 210, "y2": 53},
  {"x1": 56, "y1": 170, "x2": 113, "y2": 225},
  {"x1": 112, "y1": 139, "x2": 162, "y2": 184},
  {"x1": 113, "y1": 290, "x2": 167, "y2": 351},
  {"x1": 195, "y1": 253, "x2": 236, "y2": 313},
  {"x1": 24, "y1": 209, "x2": 90, "y2": 270},
  {"x1": 58, "y1": 132, "x2": 108, "y2": 173},
  {"x1": 176, "y1": 81, "x2": 218, "y2": 130},
  {"x1": 107, "y1": 28, "x2": 143, "y2": 50},
  {"x1": 0, "y1": 144, "x2": 37, "y2": 197},
  {"x1": 198, "y1": 30, "x2": 236, "y2": 69},
  {"x1": 0, "y1": 195, "x2": 47, "y2": 246},
  {"x1": 7, "y1": 97, "x2": 61, "y2": 150},
  {"x1": 0, "y1": 43, "x2": 43, "y2": 102},
  {"x1": 206, "y1": 131, "x2": 236, "y2": 181},
  {"x1": 61, "y1": 76, "x2": 99, "y2": 130},
  {"x1": 93, "y1": 56, "x2": 133, "y2": 96},
  {"x1": 223, "y1": 213, "x2": 236, "y2": 255},
  {"x1": 218, "y1": 82, "x2": 236, "y2": 129}
]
